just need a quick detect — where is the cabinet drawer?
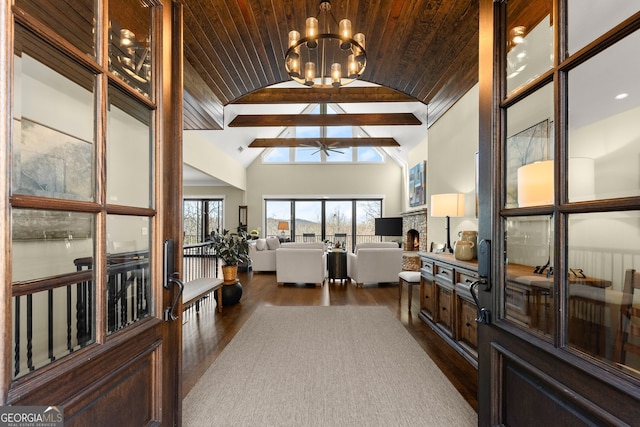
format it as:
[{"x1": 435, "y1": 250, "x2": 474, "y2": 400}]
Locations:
[
  {"x1": 421, "y1": 278, "x2": 435, "y2": 318},
  {"x1": 435, "y1": 285, "x2": 453, "y2": 334},
  {"x1": 434, "y1": 263, "x2": 454, "y2": 285},
  {"x1": 420, "y1": 259, "x2": 434, "y2": 278},
  {"x1": 456, "y1": 269, "x2": 478, "y2": 287},
  {"x1": 458, "y1": 298, "x2": 478, "y2": 349}
]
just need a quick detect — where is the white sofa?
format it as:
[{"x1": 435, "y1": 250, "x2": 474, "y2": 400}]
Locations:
[
  {"x1": 275, "y1": 242, "x2": 327, "y2": 287},
  {"x1": 347, "y1": 242, "x2": 403, "y2": 287},
  {"x1": 248, "y1": 237, "x2": 280, "y2": 272}
]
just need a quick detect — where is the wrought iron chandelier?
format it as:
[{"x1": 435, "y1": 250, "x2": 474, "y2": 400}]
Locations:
[{"x1": 285, "y1": 0, "x2": 366, "y2": 87}]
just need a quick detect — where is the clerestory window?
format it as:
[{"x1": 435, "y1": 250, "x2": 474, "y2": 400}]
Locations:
[{"x1": 263, "y1": 104, "x2": 384, "y2": 163}]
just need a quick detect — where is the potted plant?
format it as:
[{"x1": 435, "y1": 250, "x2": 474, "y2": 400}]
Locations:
[{"x1": 210, "y1": 229, "x2": 250, "y2": 282}]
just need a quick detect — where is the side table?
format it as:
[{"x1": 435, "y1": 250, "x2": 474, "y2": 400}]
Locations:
[{"x1": 327, "y1": 250, "x2": 348, "y2": 284}]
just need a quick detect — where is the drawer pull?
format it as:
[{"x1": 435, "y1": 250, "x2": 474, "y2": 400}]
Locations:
[
  {"x1": 466, "y1": 322, "x2": 471, "y2": 327},
  {"x1": 442, "y1": 307, "x2": 447, "y2": 311}
]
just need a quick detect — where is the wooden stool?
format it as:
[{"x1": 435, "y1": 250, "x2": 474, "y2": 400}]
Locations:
[{"x1": 398, "y1": 271, "x2": 421, "y2": 312}]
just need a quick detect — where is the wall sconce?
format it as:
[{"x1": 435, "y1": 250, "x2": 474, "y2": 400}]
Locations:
[
  {"x1": 277, "y1": 221, "x2": 289, "y2": 237},
  {"x1": 430, "y1": 193, "x2": 465, "y2": 253}
]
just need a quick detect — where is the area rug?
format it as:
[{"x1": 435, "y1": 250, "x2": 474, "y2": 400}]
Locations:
[{"x1": 183, "y1": 306, "x2": 477, "y2": 426}]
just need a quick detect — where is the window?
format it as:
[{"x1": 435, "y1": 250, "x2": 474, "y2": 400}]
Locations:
[
  {"x1": 264, "y1": 198, "x2": 383, "y2": 250},
  {"x1": 183, "y1": 199, "x2": 223, "y2": 244},
  {"x1": 263, "y1": 104, "x2": 385, "y2": 164}
]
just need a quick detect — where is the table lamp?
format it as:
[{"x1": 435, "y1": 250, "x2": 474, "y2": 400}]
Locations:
[
  {"x1": 430, "y1": 193, "x2": 465, "y2": 253},
  {"x1": 277, "y1": 221, "x2": 289, "y2": 237}
]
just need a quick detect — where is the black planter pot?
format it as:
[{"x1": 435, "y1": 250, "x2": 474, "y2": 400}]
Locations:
[{"x1": 219, "y1": 282, "x2": 243, "y2": 306}]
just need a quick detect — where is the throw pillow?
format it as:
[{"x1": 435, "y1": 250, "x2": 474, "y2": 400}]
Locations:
[
  {"x1": 266, "y1": 237, "x2": 280, "y2": 250},
  {"x1": 255, "y1": 238, "x2": 267, "y2": 251}
]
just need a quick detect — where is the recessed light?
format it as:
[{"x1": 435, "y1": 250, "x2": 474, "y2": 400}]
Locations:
[{"x1": 615, "y1": 93, "x2": 629, "y2": 100}]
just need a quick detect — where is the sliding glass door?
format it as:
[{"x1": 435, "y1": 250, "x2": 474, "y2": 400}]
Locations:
[{"x1": 264, "y1": 198, "x2": 382, "y2": 250}]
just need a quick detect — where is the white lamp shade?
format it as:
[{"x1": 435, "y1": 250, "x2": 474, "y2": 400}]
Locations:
[
  {"x1": 569, "y1": 157, "x2": 595, "y2": 202},
  {"x1": 430, "y1": 193, "x2": 465, "y2": 217},
  {"x1": 517, "y1": 160, "x2": 553, "y2": 207}
]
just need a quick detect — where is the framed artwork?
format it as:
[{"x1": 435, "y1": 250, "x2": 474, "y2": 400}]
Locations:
[
  {"x1": 505, "y1": 119, "x2": 552, "y2": 208},
  {"x1": 409, "y1": 161, "x2": 426, "y2": 207}
]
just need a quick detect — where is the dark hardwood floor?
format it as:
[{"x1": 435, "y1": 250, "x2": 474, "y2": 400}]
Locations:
[{"x1": 181, "y1": 268, "x2": 478, "y2": 412}]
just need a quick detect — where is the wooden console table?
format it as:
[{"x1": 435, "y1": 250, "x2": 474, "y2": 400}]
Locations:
[
  {"x1": 418, "y1": 252, "x2": 614, "y2": 366},
  {"x1": 418, "y1": 253, "x2": 479, "y2": 367}
]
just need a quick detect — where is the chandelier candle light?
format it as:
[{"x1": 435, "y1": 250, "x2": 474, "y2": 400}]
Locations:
[{"x1": 285, "y1": 0, "x2": 366, "y2": 87}]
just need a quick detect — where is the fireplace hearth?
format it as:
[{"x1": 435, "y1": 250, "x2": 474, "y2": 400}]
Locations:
[{"x1": 401, "y1": 209, "x2": 428, "y2": 252}]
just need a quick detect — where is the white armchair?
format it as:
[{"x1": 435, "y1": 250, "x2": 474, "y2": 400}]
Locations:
[
  {"x1": 276, "y1": 243, "x2": 327, "y2": 287},
  {"x1": 348, "y1": 242, "x2": 403, "y2": 287}
]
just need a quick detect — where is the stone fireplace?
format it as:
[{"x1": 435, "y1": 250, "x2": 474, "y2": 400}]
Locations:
[{"x1": 401, "y1": 209, "x2": 428, "y2": 252}]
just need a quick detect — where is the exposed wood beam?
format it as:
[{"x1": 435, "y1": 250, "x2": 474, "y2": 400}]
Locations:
[
  {"x1": 229, "y1": 113, "x2": 422, "y2": 127},
  {"x1": 232, "y1": 87, "x2": 418, "y2": 104},
  {"x1": 248, "y1": 138, "x2": 400, "y2": 148}
]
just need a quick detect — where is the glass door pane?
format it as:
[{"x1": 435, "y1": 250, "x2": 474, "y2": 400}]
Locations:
[
  {"x1": 12, "y1": 25, "x2": 96, "y2": 202},
  {"x1": 325, "y1": 201, "x2": 352, "y2": 247},
  {"x1": 506, "y1": 0, "x2": 553, "y2": 95},
  {"x1": 567, "y1": 211, "x2": 640, "y2": 379},
  {"x1": 568, "y1": 31, "x2": 640, "y2": 201},
  {"x1": 266, "y1": 200, "x2": 291, "y2": 239},
  {"x1": 355, "y1": 201, "x2": 381, "y2": 249},
  {"x1": 568, "y1": 1, "x2": 640, "y2": 54},
  {"x1": 505, "y1": 84, "x2": 554, "y2": 208},
  {"x1": 107, "y1": 85, "x2": 152, "y2": 208},
  {"x1": 109, "y1": 0, "x2": 153, "y2": 98},
  {"x1": 504, "y1": 215, "x2": 554, "y2": 339},
  {"x1": 15, "y1": 0, "x2": 96, "y2": 57},
  {"x1": 294, "y1": 201, "x2": 322, "y2": 242}
]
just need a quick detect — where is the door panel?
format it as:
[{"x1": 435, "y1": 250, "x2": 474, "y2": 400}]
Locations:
[
  {"x1": 4, "y1": 1, "x2": 182, "y2": 424},
  {"x1": 478, "y1": 1, "x2": 640, "y2": 425}
]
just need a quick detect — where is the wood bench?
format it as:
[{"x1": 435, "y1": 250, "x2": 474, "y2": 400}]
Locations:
[{"x1": 182, "y1": 278, "x2": 224, "y2": 313}]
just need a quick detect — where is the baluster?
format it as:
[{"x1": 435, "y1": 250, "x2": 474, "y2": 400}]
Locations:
[
  {"x1": 27, "y1": 294, "x2": 34, "y2": 372},
  {"x1": 67, "y1": 285, "x2": 72, "y2": 351},
  {"x1": 120, "y1": 271, "x2": 127, "y2": 328},
  {"x1": 48, "y1": 289, "x2": 54, "y2": 362},
  {"x1": 76, "y1": 281, "x2": 87, "y2": 346},
  {"x1": 14, "y1": 296, "x2": 20, "y2": 378},
  {"x1": 87, "y1": 280, "x2": 93, "y2": 343},
  {"x1": 107, "y1": 276, "x2": 115, "y2": 333}
]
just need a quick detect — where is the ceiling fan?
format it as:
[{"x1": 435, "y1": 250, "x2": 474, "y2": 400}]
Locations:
[{"x1": 301, "y1": 140, "x2": 345, "y2": 156}]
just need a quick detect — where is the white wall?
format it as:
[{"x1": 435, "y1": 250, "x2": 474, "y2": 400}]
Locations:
[
  {"x1": 427, "y1": 84, "x2": 480, "y2": 249},
  {"x1": 183, "y1": 131, "x2": 247, "y2": 191}
]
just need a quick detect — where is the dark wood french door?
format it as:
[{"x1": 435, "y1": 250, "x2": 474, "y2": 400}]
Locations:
[
  {"x1": 1, "y1": 1, "x2": 184, "y2": 424},
  {"x1": 476, "y1": 1, "x2": 640, "y2": 425}
]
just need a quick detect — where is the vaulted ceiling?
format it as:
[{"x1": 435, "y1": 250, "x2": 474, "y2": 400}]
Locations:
[{"x1": 181, "y1": 0, "x2": 480, "y2": 131}]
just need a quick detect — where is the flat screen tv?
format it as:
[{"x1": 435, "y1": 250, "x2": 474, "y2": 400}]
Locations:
[{"x1": 374, "y1": 217, "x2": 403, "y2": 236}]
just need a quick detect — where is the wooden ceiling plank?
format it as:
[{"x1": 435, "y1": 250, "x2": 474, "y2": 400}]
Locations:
[
  {"x1": 249, "y1": 137, "x2": 400, "y2": 148},
  {"x1": 403, "y1": 1, "x2": 478, "y2": 96},
  {"x1": 233, "y1": 87, "x2": 417, "y2": 104},
  {"x1": 229, "y1": 113, "x2": 422, "y2": 127},
  {"x1": 182, "y1": 4, "x2": 239, "y2": 104}
]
